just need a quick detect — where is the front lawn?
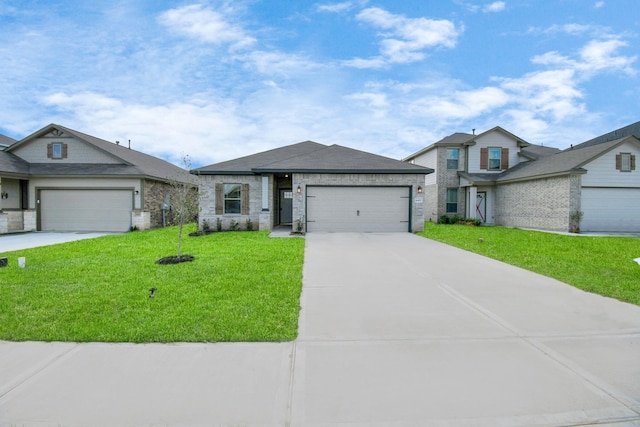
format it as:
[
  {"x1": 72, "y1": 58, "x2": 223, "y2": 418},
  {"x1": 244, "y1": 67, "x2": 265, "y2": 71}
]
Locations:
[
  {"x1": 419, "y1": 222, "x2": 640, "y2": 306},
  {"x1": 0, "y1": 226, "x2": 305, "y2": 342}
]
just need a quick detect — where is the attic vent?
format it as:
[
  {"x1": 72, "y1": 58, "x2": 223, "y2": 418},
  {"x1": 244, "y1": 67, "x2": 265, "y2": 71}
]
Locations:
[{"x1": 115, "y1": 140, "x2": 120, "y2": 145}]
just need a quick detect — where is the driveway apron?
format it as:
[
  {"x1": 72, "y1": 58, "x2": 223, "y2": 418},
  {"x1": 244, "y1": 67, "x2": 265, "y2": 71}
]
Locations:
[
  {"x1": 1, "y1": 233, "x2": 640, "y2": 426},
  {"x1": 291, "y1": 233, "x2": 640, "y2": 426}
]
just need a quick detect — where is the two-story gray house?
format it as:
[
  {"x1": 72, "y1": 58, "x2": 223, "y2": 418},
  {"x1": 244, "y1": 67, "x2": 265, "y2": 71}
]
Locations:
[{"x1": 404, "y1": 122, "x2": 640, "y2": 233}]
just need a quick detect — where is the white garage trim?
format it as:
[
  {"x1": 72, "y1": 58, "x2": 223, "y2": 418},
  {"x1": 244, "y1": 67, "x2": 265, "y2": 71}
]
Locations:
[
  {"x1": 38, "y1": 188, "x2": 133, "y2": 232},
  {"x1": 581, "y1": 187, "x2": 640, "y2": 232},
  {"x1": 306, "y1": 186, "x2": 411, "y2": 232}
]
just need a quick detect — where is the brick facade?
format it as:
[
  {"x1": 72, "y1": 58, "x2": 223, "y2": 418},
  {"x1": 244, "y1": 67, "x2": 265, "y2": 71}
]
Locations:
[
  {"x1": 198, "y1": 175, "x2": 263, "y2": 231},
  {"x1": 435, "y1": 146, "x2": 467, "y2": 219},
  {"x1": 494, "y1": 174, "x2": 582, "y2": 232},
  {"x1": 198, "y1": 173, "x2": 426, "y2": 232}
]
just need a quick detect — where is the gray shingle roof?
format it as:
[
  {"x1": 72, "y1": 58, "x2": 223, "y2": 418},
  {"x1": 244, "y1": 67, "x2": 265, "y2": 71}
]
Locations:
[
  {"x1": 193, "y1": 141, "x2": 327, "y2": 174},
  {"x1": 0, "y1": 133, "x2": 16, "y2": 148},
  {"x1": 498, "y1": 136, "x2": 640, "y2": 182},
  {"x1": 519, "y1": 145, "x2": 561, "y2": 160},
  {"x1": 5, "y1": 124, "x2": 191, "y2": 182},
  {"x1": 195, "y1": 141, "x2": 433, "y2": 175},
  {"x1": 573, "y1": 120, "x2": 640, "y2": 149},
  {"x1": 0, "y1": 150, "x2": 30, "y2": 177}
]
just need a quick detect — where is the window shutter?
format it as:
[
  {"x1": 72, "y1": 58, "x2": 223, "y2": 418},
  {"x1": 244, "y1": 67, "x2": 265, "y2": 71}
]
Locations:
[
  {"x1": 615, "y1": 154, "x2": 621, "y2": 170},
  {"x1": 501, "y1": 148, "x2": 509, "y2": 169},
  {"x1": 47, "y1": 143, "x2": 52, "y2": 158},
  {"x1": 62, "y1": 143, "x2": 68, "y2": 158},
  {"x1": 241, "y1": 184, "x2": 250, "y2": 215},
  {"x1": 480, "y1": 148, "x2": 488, "y2": 170},
  {"x1": 632, "y1": 155, "x2": 636, "y2": 171},
  {"x1": 215, "y1": 183, "x2": 223, "y2": 215}
]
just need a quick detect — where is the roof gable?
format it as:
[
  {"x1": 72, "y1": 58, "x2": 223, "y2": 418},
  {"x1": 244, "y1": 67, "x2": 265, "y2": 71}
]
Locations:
[{"x1": 7, "y1": 124, "x2": 190, "y2": 182}]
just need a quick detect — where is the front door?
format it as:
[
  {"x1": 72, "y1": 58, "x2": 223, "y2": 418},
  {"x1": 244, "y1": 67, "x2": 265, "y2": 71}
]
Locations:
[
  {"x1": 476, "y1": 192, "x2": 486, "y2": 223},
  {"x1": 279, "y1": 189, "x2": 293, "y2": 224}
]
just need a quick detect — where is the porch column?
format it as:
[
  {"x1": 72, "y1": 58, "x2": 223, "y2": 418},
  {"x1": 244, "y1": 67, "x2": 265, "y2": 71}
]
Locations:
[
  {"x1": 0, "y1": 177, "x2": 3, "y2": 211},
  {"x1": 468, "y1": 186, "x2": 477, "y2": 219},
  {"x1": 261, "y1": 175, "x2": 269, "y2": 211},
  {"x1": 259, "y1": 175, "x2": 271, "y2": 231}
]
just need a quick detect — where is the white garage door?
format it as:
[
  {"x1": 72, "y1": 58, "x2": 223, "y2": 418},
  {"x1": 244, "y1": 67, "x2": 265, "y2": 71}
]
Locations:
[
  {"x1": 581, "y1": 187, "x2": 640, "y2": 232},
  {"x1": 306, "y1": 186, "x2": 410, "y2": 232},
  {"x1": 40, "y1": 189, "x2": 132, "y2": 232}
]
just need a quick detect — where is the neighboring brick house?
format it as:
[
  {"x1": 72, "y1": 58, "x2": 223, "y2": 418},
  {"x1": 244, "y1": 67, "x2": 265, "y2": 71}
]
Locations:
[
  {"x1": 192, "y1": 141, "x2": 432, "y2": 233},
  {"x1": 0, "y1": 123, "x2": 194, "y2": 234},
  {"x1": 404, "y1": 122, "x2": 640, "y2": 233}
]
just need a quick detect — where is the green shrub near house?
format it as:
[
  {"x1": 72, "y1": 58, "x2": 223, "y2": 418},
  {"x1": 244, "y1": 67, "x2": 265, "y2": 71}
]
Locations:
[
  {"x1": 0, "y1": 226, "x2": 304, "y2": 343},
  {"x1": 419, "y1": 222, "x2": 640, "y2": 306}
]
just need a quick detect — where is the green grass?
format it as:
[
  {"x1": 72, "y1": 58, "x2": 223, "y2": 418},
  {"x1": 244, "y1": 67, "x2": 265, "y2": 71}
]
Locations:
[
  {"x1": 0, "y1": 226, "x2": 305, "y2": 342},
  {"x1": 418, "y1": 222, "x2": 640, "y2": 306}
]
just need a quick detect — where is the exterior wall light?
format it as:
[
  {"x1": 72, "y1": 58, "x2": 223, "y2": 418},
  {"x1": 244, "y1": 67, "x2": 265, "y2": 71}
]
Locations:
[
  {"x1": 297, "y1": 185, "x2": 302, "y2": 194},
  {"x1": 1, "y1": 191, "x2": 8, "y2": 199},
  {"x1": 417, "y1": 186, "x2": 423, "y2": 194}
]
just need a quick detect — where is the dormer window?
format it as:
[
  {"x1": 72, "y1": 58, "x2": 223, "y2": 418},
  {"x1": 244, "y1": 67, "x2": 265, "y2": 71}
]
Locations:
[{"x1": 47, "y1": 142, "x2": 68, "y2": 159}]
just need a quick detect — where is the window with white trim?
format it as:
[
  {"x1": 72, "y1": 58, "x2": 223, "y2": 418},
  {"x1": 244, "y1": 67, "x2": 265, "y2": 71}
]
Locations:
[
  {"x1": 488, "y1": 147, "x2": 501, "y2": 171},
  {"x1": 446, "y1": 188, "x2": 458, "y2": 213},
  {"x1": 621, "y1": 153, "x2": 632, "y2": 172},
  {"x1": 224, "y1": 184, "x2": 242, "y2": 214},
  {"x1": 446, "y1": 148, "x2": 459, "y2": 169}
]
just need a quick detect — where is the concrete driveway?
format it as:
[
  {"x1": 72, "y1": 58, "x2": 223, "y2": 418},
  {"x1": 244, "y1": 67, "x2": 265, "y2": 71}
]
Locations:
[
  {"x1": 0, "y1": 231, "x2": 114, "y2": 253},
  {"x1": 1, "y1": 233, "x2": 640, "y2": 426}
]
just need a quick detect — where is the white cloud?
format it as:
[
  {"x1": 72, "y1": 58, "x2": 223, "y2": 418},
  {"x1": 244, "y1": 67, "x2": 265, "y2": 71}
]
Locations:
[
  {"x1": 348, "y1": 7, "x2": 461, "y2": 67},
  {"x1": 158, "y1": 4, "x2": 255, "y2": 49},
  {"x1": 317, "y1": 2, "x2": 356, "y2": 13},
  {"x1": 483, "y1": 1, "x2": 506, "y2": 13},
  {"x1": 594, "y1": 1, "x2": 605, "y2": 8}
]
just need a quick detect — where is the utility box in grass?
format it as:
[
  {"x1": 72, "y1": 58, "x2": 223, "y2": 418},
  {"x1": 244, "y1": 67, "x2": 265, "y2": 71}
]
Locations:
[{"x1": 0, "y1": 257, "x2": 7, "y2": 268}]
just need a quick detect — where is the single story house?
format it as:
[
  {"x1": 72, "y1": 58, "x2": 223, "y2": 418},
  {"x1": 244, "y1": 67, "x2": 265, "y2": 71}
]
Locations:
[
  {"x1": 405, "y1": 121, "x2": 640, "y2": 233},
  {"x1": 0, "y1": 123, "x2": 193, "y2": 234},
  {"x1": 193, "y1": 141, "x2": 433, "y2": 233}
]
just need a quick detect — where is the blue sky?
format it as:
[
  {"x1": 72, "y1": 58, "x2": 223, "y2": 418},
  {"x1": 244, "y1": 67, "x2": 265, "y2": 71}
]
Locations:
[{"x1": 0, "y1": 0, "x2": 638, "y2": 167}]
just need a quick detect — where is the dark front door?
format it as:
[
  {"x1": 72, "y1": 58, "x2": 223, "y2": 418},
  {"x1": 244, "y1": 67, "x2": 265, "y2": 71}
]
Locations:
[{"x1": 279, "y1": 189, "x2": 293, "y2": 224}]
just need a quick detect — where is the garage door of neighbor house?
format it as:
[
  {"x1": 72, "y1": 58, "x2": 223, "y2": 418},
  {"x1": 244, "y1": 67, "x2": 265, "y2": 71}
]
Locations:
[
  {"x1": 39, "y1": 189, "x2": 133, "y2": 232},
  {"x1": 581, "y1": 187, "x2": 640, "y2": 233},
  {"x1": 306, "y1": 186, "x2": 410, "y2": 232}
]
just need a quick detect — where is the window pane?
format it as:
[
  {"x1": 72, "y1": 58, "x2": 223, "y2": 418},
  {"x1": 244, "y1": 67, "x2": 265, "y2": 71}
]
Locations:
[
  {"x1": 52, "y1": 143, "x2": 62, "y2": 158},
  {"x1": 488, "y1": 148, "x2": 501, "y2": 170},
  {"x1": 446, "y1": 203, "x2": 457, "y2": 213},
  {"x1": 225, "y1": 200, "x2": 241, "y2": 214},
  {"x1": 224, "y1": 183, "x2": 242, "y2": 198},
  {"x1": 446, "y1": 188, "x2": 458, "y2": 203},
  {"x1": 446, "y1": 149, "x2": 459, "y2": 169},
  {"x1": 621, "y1": 154, "x2": 631, "y2": 171}
]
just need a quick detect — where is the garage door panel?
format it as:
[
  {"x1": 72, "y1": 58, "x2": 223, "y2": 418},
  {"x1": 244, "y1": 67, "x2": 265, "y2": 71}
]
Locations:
[
  {"x1": 307, "y1": 186, "x2": 410, "y2": 232},
  {"x1": 40, "y1": 189, "x2": 132, "y2": 232},
  {"x1": 581, "y1": 188, "x2": 640, "y2": 233}
]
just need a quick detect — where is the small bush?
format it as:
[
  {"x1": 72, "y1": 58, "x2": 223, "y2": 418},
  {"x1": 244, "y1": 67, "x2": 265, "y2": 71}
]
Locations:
[
  {"x1": 246, "y1": 219, "x2": 254, "y2": 231},
  {"x1": 216, "y1": 218, "x2": 222, "y2": 232},
  {"x1": 438, "y1": 215, "x2": 482, "y2": 226}
]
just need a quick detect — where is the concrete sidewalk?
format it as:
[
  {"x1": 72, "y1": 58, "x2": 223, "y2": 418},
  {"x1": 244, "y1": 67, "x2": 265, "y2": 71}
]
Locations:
[{"x1": 1, "y1": 233, "x2": 640, "y2": 426}]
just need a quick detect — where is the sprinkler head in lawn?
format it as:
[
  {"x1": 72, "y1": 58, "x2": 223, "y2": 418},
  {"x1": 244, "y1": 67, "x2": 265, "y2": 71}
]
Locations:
[{"x1": 149, "y1": 287, "x2": 157, "y2": 298}]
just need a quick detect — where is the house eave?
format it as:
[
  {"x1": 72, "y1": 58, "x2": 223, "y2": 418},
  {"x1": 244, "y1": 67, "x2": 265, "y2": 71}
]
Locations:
[
  {"x1": 497, "y1": 168, "x2": 587, "y2": 184},
  {"x1": 251, "y1": 168, "x2": 433, "y2": 175}
]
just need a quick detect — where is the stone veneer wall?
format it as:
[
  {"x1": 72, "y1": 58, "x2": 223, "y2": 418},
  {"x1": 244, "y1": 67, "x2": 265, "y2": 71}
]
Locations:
[
  {"x1": 494, "y1": 174, "x2": 581, "y2": 232},
  {"x1": 291, "y1": 173, "x2": 426, "y2": 232},
  {"x1": 198, "y1": 175, "x2": 264, "y2": 231},
  {"x1": 143, "y1": 179, "x2": 181, "y2": 229}
]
